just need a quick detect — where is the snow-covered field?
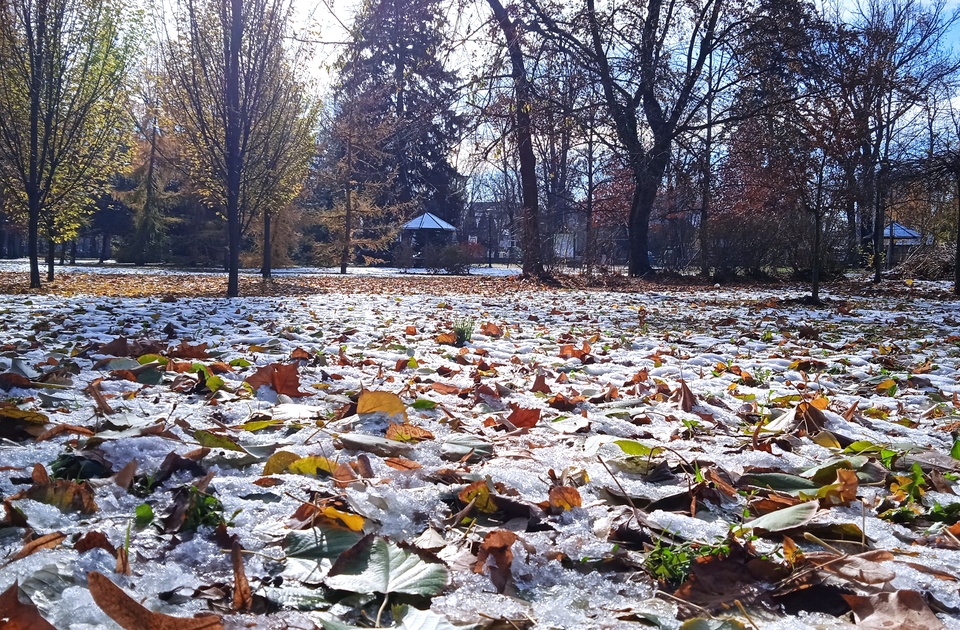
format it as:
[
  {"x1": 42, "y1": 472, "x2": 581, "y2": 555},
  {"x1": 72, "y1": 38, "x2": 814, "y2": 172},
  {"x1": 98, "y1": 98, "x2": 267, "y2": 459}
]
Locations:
[{"x1": 2, "y1": 272, "x2": 960, "y2": 629}]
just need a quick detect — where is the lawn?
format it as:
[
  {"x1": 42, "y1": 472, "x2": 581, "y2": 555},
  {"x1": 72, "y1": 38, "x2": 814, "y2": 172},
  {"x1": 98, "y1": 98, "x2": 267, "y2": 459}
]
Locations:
[{"x1": 1, "y1": 269, "x2": 959, "y2": 629}]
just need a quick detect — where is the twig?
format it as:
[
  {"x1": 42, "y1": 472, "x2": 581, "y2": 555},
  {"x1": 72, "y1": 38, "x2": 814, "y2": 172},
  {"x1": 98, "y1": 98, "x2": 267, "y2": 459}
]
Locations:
[
  {"x1": 375, "y1": 592, "x2": 389, "y2": 628},
  {"x1": 735, "y1": 600, "x2": 761, "y2": 630}
]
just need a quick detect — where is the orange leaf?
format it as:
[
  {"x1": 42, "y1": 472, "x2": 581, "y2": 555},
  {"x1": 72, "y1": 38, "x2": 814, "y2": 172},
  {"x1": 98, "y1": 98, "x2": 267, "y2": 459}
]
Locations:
[
  {"x1": 87, "y1": 571, "x2": 224, "y2": 630},
  {"x1": 436, "y1": 332, "x2": 458, "y2": 345},
  {"x1": 2, "y1": 532, "x2": 66, "y2": 567},
  {"x1": 405, "y1": 325, "x2": 417, "y2": 335},
  {"x1": 473, "y1": 530, "x2": 518, "y2": 594},
  {"x1": 244, "y1": 363, "x2": 311, "y2": 397},
  {"x1": 507, "y1": 405, "x2": 540, "y2": 429},
  {"x1": 531, "y1": 373, "x2": 551, "y2": 394},
  {"x1": 168, "y1": 341, "x2": 210, "y2": 360},
  {"x1": 480, "y1": 322, "x2": 503, "y2": 337},
  {"x1": 431, "y1": 382, "x2": 461, "y2": 396},
  {"x1": 357, "y1": 390, "x2": 407, "y2": 419},
  {"x1": 548, "y1": 486, "x2": 582, "y2": 512},
  {"x1": 384, "y1": 457, "x2": 423, "y2": 471},
  {"x1": 231, "y1": 540, "x2": 252, "y2": 611},
  {"x1": 385, "y1": 422, "x2": 435, "y2": 442},
  {"x1": 0, "y1": 582, "x2": 57, "y2": 629},
  {"x1": 458, "y1": 480, "x2": 497, "y2": 513}
]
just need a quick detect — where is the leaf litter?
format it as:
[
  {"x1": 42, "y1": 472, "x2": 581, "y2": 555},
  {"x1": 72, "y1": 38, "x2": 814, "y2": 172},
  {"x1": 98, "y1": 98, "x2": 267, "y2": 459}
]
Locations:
[{"x1": 1, "y1": 273, "x2": 960, "y2": 628}]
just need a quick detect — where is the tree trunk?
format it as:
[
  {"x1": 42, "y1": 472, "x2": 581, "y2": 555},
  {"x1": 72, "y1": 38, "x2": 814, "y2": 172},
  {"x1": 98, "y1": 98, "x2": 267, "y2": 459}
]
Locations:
[
  {"x1": 873, "y1": 164, "x2": 884, "y2": 283},
  {"x1": 28, "y1": 203, "x2": 41, "y2": 288},
  {"x1": 224, "y1": 0, "x2": 244, "y2": 298},
  {"x1": 627, "y1": 150, "x2": 668, "y2": 277},
  {"x1": 46, "y1": 238, "x2": 54, "y2": 281},
  {"x1": 812, "y1": 211, "x2": 821, "y2": 304},
  {"x1": 99, "y1": 230, "x2": 110, "y2": 263},
  {"x1": 341, "y1": 136, "x2": 353, "y2": 275},
  {"x1": 487, "y1": 0, "x2": 543, "y2": 278},
  {"x1": 70, "y1": 240, "x2": 77, "y2": 265},
  {"x1": 261, "y1": 211, "x2": 272, "y2": 279},
  {"x1": 954, "y1": 169, "x2": 959, "y2": 295}
]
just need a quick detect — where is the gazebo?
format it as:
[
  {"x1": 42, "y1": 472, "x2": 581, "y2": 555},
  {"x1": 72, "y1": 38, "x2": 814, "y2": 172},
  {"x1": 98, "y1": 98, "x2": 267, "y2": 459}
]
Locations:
[
  {"x1": 400, "y1": 212, "x2": 457, "y2": 248},
  {"x1": 883, "y1": 222, "x2": 922, "y2": 266}
]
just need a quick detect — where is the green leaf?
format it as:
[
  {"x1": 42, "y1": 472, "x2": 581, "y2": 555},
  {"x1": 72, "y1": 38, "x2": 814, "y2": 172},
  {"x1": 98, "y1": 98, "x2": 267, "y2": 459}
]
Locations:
[
  {"x1": 739, "y1": 473, "x2": 820, "y2": 494},
  {"x1": 193, "y1": 429, "x2": 249, "y2": 454},
  {"x1": 951, "y1": 440, "x2": 960, "y2": 461},
  {"x1": 135, "y1": 503, "x2": 153, "y2": 526},
  {"x1": 284, "y1": 527, "x2": 364, "y2": 560},
  {"x1": 326, "y1": 535, "x2": 448, "y2": 597},
  {"x1": 229, "y1": 358, "x2": 252, "y2": 367},
  {"x1": 190, "y1": 362, "x2": 212, "y2": 381},
  {"x1": 411, "y1": 398, "x2": 438, "y2": 410},
  {"x1": 800, "y1": 456, "x2": 868, "y2": 483},
  {"x1": 612, "y1": 439, "x2": 663, "y2": 458},
  {"x1": 205, "y1": 375, "x2": 226, "y2": 393},
  {"x1": 137, "y1": 354, "x2": 168, "y2": 366},
  {"x1": 744, "y1": 500, "x2": 819, "y2": 533}
]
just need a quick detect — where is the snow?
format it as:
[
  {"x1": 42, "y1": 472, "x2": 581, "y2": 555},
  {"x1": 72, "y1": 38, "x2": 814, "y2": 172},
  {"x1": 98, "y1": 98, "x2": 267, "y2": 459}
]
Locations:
[{"x1": 2, "y1": 270, "x2": 960, "y2": 628}]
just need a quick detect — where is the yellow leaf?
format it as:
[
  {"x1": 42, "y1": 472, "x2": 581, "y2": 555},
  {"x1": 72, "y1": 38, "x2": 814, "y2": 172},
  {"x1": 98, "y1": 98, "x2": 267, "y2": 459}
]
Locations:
[
  {"x1": 385, "y1": 422, "x2": 435, "y2": 443},
  {"x1": 548, "y1": 486, "x2": 582, "y2": 511},
  {"x1": 263, "y1": 451, "x2": 300, "y2": 475},
  {"x1": 321, "y1": 506, "x2": 364, "y2": 532},
  {"x1": 812, "y1": 431, "x2": 841, "y2": 449},
  {"x1": 810, "y1": 397, "x2": 830, "y2": 410},
  {"x1": 287, "y1": 456, "x2": 337, "y2": 476},
  {"x1": 876, "y1": 379, "x2": 897, "y2": 393},
  {"x1": 458, "y1": 480, "x2": 497, "y2": 513},
  {"x1": 357, "y1": 390, "x2": 407, "y2": 420}
]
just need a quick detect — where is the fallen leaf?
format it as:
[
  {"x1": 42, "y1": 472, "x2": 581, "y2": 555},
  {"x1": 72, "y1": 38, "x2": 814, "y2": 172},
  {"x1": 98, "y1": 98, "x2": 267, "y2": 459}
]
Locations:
[
  {"x1": 87, "y1": 571, "x2": 224, "y2": 629},
  {"x1": 672, "y1": 380, "x2": 697, "y2": 413},
  {"x1": 458, "y1": 480, "x2": 497, "y2": 513},
  {"x1": 385, "y1": 422, "x2": 435, "y2": 442},
  {"x1": 357, "y1": 390, "x2": 407, "y2": 420},
  {"x1": 548, "y1": 486, "x2": 582, "y2": 512},
  {"x1": 231, "y1": 539, "x2": 252, "y2": 611},
  {"x1": 168, "y1": 341, "x2": 210, "y2": 360},
  {"x1": 244, "y1": 363, "x2": 311, "y2": 397},
  {"x1": 384, "y1": 457, "x2": 423, "y2": 471},
  {"x1": 2, "y1": 532, "x2": 67, "y2": 567},
  {"x1": 531, "y1": 373, "x2": 551, "y2": 394},
  {"x1": 842, "y1": 590, "x2": 944, "y2": 630},
  {"x1": 473, "y1": 530, "x2": 518, "y2": 594},
  {"x1": 507, "y1": 405, "x2": 540, "y2": 429},
  {"x1": 0, "y1": 581, "x2": 57, "y2": 629}
]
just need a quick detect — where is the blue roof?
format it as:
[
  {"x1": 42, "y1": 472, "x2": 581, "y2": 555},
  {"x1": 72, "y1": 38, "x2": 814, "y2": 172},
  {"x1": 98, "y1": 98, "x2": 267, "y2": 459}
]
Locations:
[
  {"x1": 884, "y1": 222, "x2": 920, "y2": 239},
  {"x1": 401, "y1": 212, "x2": 456, "y2": 232}
]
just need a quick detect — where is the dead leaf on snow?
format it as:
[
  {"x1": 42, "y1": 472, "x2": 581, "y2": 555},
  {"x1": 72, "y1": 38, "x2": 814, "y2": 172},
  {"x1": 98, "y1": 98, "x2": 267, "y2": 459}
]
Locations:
[
  {"x1": 231, "y1": 539, "x2": 252, "y2": 612},
  {"x1": 0, "y1": 581, "x2": 57, "y2": 629},
  {"x1": 2, "y1": 532, "x2": 67, "y2": 568},
  {"x1": 244, "y1": 363, "x2": 311, "y2": 397},
  {"x1": 506, "y1": 405, "x2": 540, "y2": 429},
  {"x1": 9, "y1": 465, "x2": 97, "y2": 514},
  {"x1": 357, "y1": 390, "x2": 407, "y2": 419},
  {"x1": 547, "y1": 486, "x2": 582, "y2": 513},
  {"x1": 842, "y1": 590, "x2": 944, "y2": 630},
  {"x1": 384, "y1": 457, "x2": 422, "y2": 471},
  {"x1": 87, "y1": 571, "x2": 224, "y2": 630},
  {"x1": 671, "y1": 380, "x2": 697, "y2": 413},
  {"x1": 385, "y1": 422, "x2": 434, "y2": 442},
  {"x1": 473, "y1": 530, "x2": 519, "y2": 594},
  {"x1": 168, "y1": 341, "x2": 210, "y2": 360}
]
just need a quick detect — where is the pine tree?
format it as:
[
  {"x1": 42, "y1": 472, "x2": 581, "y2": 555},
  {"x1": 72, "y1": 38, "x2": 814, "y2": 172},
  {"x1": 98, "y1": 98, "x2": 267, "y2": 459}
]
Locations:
[{"x1": 335, "y1": 0, "x2": 467, "y2": 227}]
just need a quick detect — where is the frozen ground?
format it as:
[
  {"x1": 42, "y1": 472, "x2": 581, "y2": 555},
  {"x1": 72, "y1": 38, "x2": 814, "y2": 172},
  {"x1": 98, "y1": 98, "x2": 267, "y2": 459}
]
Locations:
[{"x1": 1, "y1": 271, "x2": 960, "y2": 629}]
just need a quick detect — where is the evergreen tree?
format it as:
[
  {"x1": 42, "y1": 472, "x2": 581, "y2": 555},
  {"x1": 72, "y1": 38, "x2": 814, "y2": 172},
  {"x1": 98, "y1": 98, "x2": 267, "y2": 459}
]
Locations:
[{"x1": 336, "y1": 0, "x2": 467, "y2": 227}]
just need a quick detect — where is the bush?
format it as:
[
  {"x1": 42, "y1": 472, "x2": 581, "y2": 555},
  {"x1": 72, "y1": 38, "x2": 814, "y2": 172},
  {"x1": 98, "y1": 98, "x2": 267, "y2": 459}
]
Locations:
[{"x1": 439, "y1": 244, "x2": 472, "y2": 275}]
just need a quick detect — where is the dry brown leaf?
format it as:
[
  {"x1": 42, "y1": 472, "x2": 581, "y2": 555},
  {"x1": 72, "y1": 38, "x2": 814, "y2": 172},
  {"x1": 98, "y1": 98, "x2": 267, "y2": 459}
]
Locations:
[
  {"x1": 430, "y1": 382, "x2": 461, "y2": 396},
  {"x1": 2, "y1": 532, "x2": 66, "y2": 567},
  {"x1": 842, "y1": 590, "x2": 944, "y2": 630},
  {"x1": 0, "y1": 581, "x2": 57, "y2": 629},
  {"x1": 11, "y1": 473, "x2": 97, "y2": 514},
  {"x1": 74, "y1": 531, "x2": 117, "y2": 558},
  {"x1": 0, "y1": 372, "x2": 32, "y2": 390},
  {"x1": 385, "y1": 422, "x2": 434, "y2": 442},
  {"x1": 34, "y1": 423, "x2": 95, "y2": 442},
  {"x1": 384, "y1": 457, "x2": 423, "y2": 471},
  {"x1": 115, "y1": 546, "x2": 130, "y2": 576},
  {"x1": 168, "y1": 341, "x2": 210, "y2": 360},
  {"x1": 473, "y1": 530, "x2": 519, "y2": 594},
  {"x1": 87, "y1": 571, "x2": 224, "y2": 630},
  {"x1": 531, "y1": 373, "x2": 551, "y2": 394},
  {"x1": 672, "y1": 380, "x2": 697, "y2": 413},
  {"x1": 113, "y1": 460, "x2": 138, "y2": 491},
  {"x1": 231, "y1": 540, "x2": 252, "y2": 611},
  {"x1": 548, "y1": 486, "x2": 582, "y2": 512},
  {"x1": 506, "y1": 405, "x2": 540, "y2": 429},
  {"x1": 244, "y1": 363, "x2": 311, "y2": 397},
  {"x1": 480, "y1": 322, "x2": 503, "y2": 337},
  {"x1": 436, "y1": 332, "x2": 458, "y2": 345}
]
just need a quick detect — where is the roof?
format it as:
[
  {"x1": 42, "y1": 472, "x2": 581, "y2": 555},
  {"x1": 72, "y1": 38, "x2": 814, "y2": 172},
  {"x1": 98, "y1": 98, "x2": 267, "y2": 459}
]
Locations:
[
  {"x1": 401, "y1": 212, "x2": 456, "y2": 232},
  {"x1": 884, "y1": 222, "x2": 921, "y2": 240}
]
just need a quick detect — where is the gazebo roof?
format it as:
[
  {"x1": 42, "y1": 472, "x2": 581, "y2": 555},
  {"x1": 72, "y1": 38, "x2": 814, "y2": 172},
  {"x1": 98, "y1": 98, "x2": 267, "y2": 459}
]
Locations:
[
  {"x1": 401, "y1": 212, "x2": 456, "y2": 232},
  {"x1": 884, "y1": 222, "x2": 920, "y2": 240}
]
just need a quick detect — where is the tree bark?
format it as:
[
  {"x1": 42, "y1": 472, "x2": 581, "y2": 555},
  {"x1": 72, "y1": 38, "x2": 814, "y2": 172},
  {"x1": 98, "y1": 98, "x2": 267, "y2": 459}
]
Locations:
[
  {"x1": 487, "y1": 0, "x2": 544, "y2": 278},
  {"x1": 46, "y1": 238, "x2": 54, "y2": 281},
  {"x1": 341, "y1": 135, "x2": 353, "y2": 275},
  {"x1": 954, "y1": 168, "x2": 959, "y2": 295},
  {"x1": 261, "y1": 211, "x2": 272, "y2": 278},
  {"x1": 224, "y1": 0, "x2": 244, "y2": 297}
]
